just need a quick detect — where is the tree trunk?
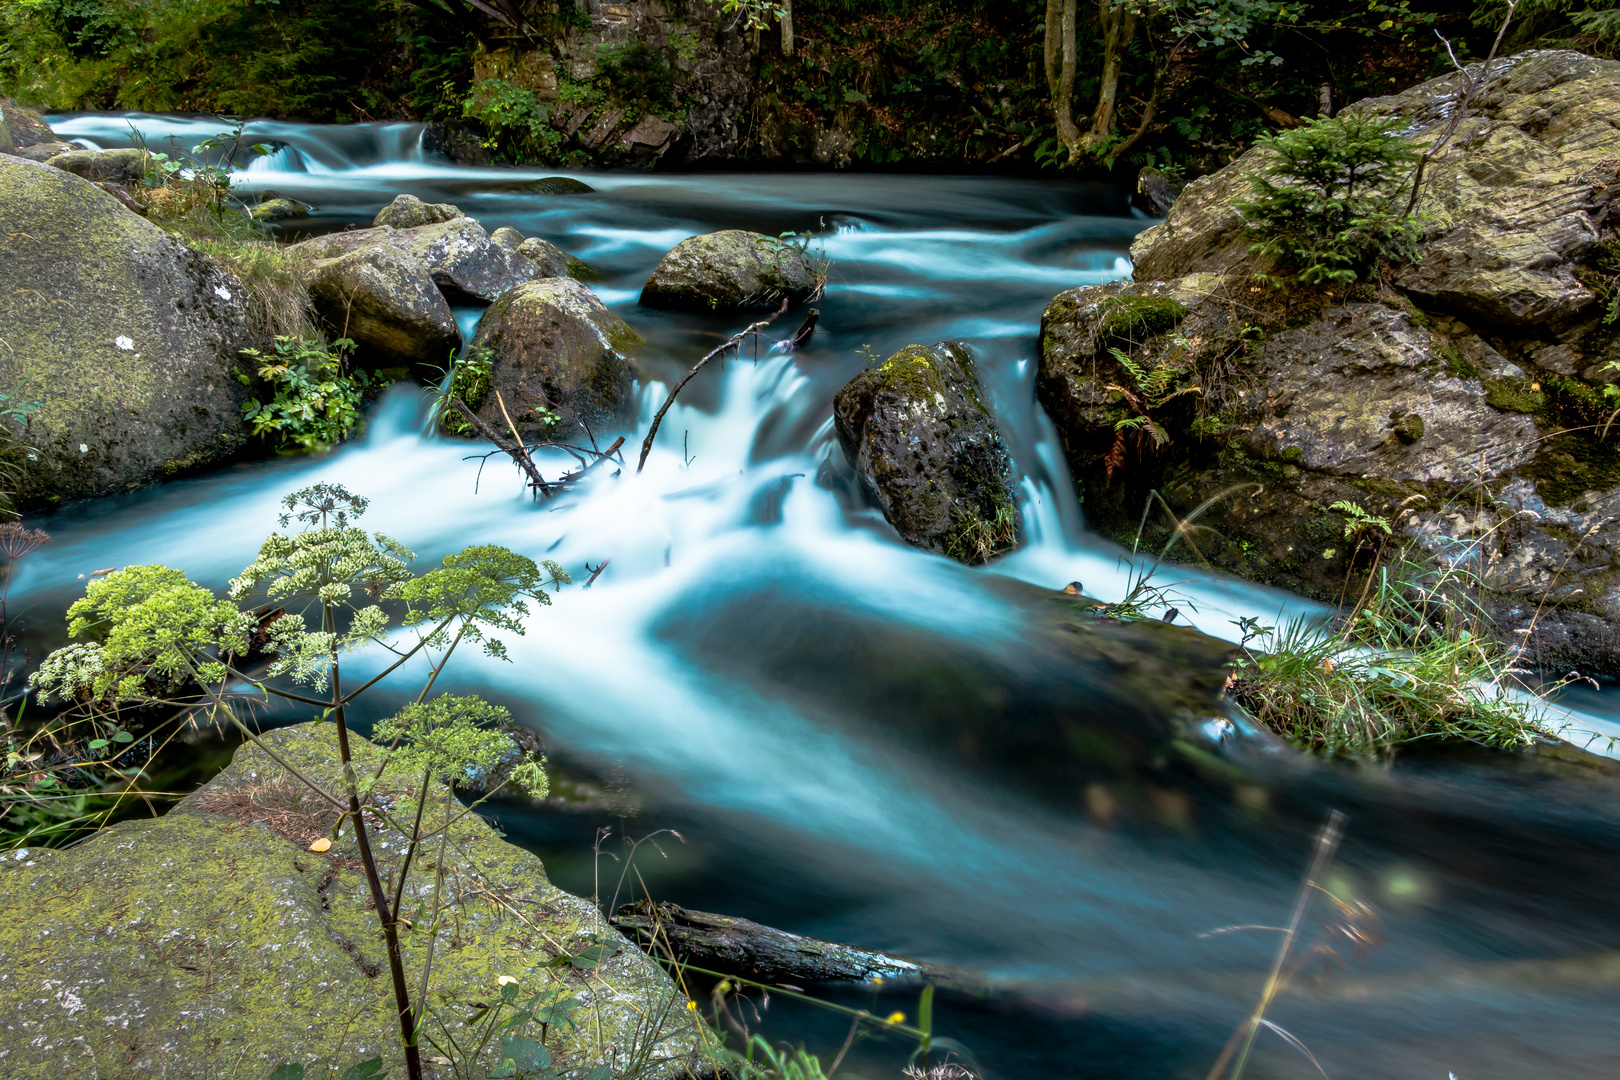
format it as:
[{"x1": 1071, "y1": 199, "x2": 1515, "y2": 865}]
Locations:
[
  {"x1": 780, "y1": 0, "x2": 794, "y2": 57},
  {"x1": 1046, "y1": 0, "x2": 1083, "y2": 160},
  {"x1": 1078, "y1": 1, "x2": 1139, "y2": 160}
]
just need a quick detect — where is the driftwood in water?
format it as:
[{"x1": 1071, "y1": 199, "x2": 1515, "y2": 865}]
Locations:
[
  {"x1": 613, "y1": 900, "x2": 982, "y2": 989},
  {"x1": 787, "y1": 308, "x2": 818, "y2": 350}
]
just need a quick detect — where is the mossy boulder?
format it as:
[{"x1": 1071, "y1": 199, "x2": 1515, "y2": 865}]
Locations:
[
  {"x1": 304, "y1": 245, "x2": 462, "y2": 367},
  {"x1": 640, "y1": 230, "x2": 821, "y2": 313},
  {"x1": 45, "y1": 147, "x2": 147, "y2": 184},
  {"x1": 0, "y1": 155, "x2": 258, "y2": 502},
  {"x1": 250, "y1": 195, "x2": 312, "y2": 222},
  {"x1": 373, "y1": 192, "x2": 465, "y2": 228},
  {"x1": 292, "y1": 218, "x2": 537, "y2": 304},
  {"x1": 467, "y1": 278, "x2": 644, "y2": 440},
  {"x1": 0, "y1": 722, "x2": 701, "y2": 1079},
  {"x1": 518, "y1": 236, "x2": 599, "y2": 281},
  {"x1": 834, "y1": 342, "x2": 1019, "y2": 564}
]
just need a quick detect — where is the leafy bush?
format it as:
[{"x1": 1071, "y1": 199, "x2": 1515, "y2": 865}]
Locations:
[
  {"x1": 1238, "y1": 109, "x2": 1423, "y2": 286},
  {"x1": 462, "y1": 78, "x2": 563, "y2": 162},
  {"x1": 240, "y1": 336, "x2": 373, "y2": 452}
]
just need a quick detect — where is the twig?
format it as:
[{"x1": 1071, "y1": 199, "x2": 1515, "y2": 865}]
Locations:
[
  {"x1": 584, "y1": 559, "x2": 611, "y2": 589},
  {"x1": 636, "y1": 299, "x2": 789, "y2": 473},
  {"x1": 556, "y1": 436, "x2": 624, "y2": 488},
  {"x1": 447, "y1": 397, "x2": 552, "y2": 497},
  {"x1": 1403, "y1": 2, "x2": 1516, "y2": 218},
  {"x1": 494, "y1": 391, "x2": 550, "y2": 495}
]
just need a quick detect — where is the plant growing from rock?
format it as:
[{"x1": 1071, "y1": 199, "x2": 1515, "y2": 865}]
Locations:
[
  {"x1": 28, "y1": 483, "x2": 569, "y2": 1080},
  {"x1": 1238, "y1": 109, "x2": 1423, "y2": 286},
  {"x1": 240, "y1": 335, "x2": 374, "y2": 452}
]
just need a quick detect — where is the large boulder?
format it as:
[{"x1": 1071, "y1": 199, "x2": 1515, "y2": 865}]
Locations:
[
  {"x1": 640, "y1": 230, "x2": 822, "y2": 313},
  {"x1": 373, "y1": 192, "x2": 465, "y2": 228},
  {"x1": 0, "y1": 156, "x2": 258, "y2": 502},
  {"x1": 304, "y1": 245, "x2": 461, "y2": 367},
  {"x1": 465, "y1": 278, "x2": 643, "y2": 440},
  {"x1": 1040, "y1": 51, "x2": 1620, "y2": 678},
  {"x1": 44, "y1": 147, "x2": 147, "y2": 184},
  {"x1": 0, "y1": 723, "x2": 700, "y2": 1079},
  {"x1": 11, "y1": 141, "x2": 75, "y2": 163},
  {"x1": 834, "y1": 342, "x2": 1020, "y2": 564},
  {"x1": 292, "y1": 217, "x2": 536, "y2": 304}
]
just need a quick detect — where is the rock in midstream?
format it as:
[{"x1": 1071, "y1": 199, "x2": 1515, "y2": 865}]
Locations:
[
  {"x1": 0, "y1": 154, "x2": 258, "y2": 502},
  {"x1": 639, "y1": 229, "x2": 821, "y2": 313},
  {"x1": 372, "y1": 191, "x2": 465, "y2": 228},
  {"x1": 291, "y1": 216, "x2": 536, "y2": 304},
  {"x1": 1040, "y1": 49, "x2": 1620, "y2": 679},
  {"x1": 833, "y1": 341, "x2": 1020, "y2": 565},
  {"x1": 303, "y1": 244, "x2": 461, "y2": 367},
  {"x1": 466, "y1": 277, "x2": 644, "y2": 440}
]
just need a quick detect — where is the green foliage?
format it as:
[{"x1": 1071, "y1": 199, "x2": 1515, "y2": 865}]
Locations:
[
  {"x1": 462, "y1": 78, "x2": 563, "y2": 162},
  {"x1": 703, "y1": 0, "x2": 789, "y2": 30},
  {"x1": 1238, "y1": 109, "x2": 1423, "y2": 285},
  {"x1": 1328, "y1": 499, "x2": 1393, "y2": 542},
  {"x1": 1230, "y1": 551, "x2": 1546, "y2": 755},
  {"x1": 240, "y1": 336, "x2": 374, "y2": 453},
  {"x1": 438, "y1": 348, "x2": 493, "y2": 436},
  {"x1": 1096, "y1": 295, "x2": 1187, "y2": 345},
  {"x1": 391, "y1": 545, "x2": 568, "y2": 661},
  {"x1": 375, "y1": 694, "x2": 547, "y2": 797}
]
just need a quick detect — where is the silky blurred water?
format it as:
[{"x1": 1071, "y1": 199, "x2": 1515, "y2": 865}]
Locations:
[{"x1": 26, "y1": 114, "x2": 1620, "y2": 1079}]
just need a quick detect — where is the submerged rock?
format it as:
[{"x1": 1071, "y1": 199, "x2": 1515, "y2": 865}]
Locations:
[
  {"x1": 834, "y1": 342, "x2": 1019, "y2": 564},
  {"x1": 1039, "y1": 51, "x2": 1620, "y2": 678},
  {"x1": 304, "y1": 245, "x2": 461, "y2": 367},
  {"x1": 45, "y1": 146, "x2": 146, "y2": 184},
  {"x1": 518, "y1": 236, "x2": 599, "y2": 280},
  {"x1": 467, "y1": 278, "x2": 643, "y2": 440},
  {"x1": 372, "y1": 191, "x2": 465, "y2": 228},
  {"x1": 0, "y1": 722, "x2": 700, "y2": 1079},
  {"x1": 0, "y1": 156, "x2": 257, "y2": 502},
  {"x1": 249, "y1": 195, "x2": 311, "y2": 221},
  {"x1": 640, "y1": 229, "x2": 822, "y2": 313}
]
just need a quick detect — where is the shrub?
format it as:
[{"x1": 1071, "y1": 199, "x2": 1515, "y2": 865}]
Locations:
[
  {"x1": 1238, "y1": 110, "x2": 1423, "y2": 286},
  {"x1": 240, "y1": 336, "x2": 374, "y2": 452}
]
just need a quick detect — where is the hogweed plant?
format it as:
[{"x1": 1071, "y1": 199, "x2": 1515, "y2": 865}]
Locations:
[{"x1": 28, "y1": 483, "x2": 568, "y2": 1080}]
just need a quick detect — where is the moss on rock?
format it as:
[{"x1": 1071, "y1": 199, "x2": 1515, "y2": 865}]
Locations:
[
  {"x1": 639, "y1": 230, "x2": 821, "y2": 314},
  {"x1": 0, "y1": 156, "x2": 259, "y2": 502},
  {"x1": 0, "y1": 723, "x2": 700, "y2": 1079}
]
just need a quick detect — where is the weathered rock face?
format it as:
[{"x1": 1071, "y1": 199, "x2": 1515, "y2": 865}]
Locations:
[
  {"x1": 0, "y1": 98, "x2": 56, "y2": 147},
  {"x1": 44, "y1": 147, "x2": 146, "y2": 184},
  {"x1": 640, "y1": 230, "x2": 821, "y2": 313},
  {"x1": 373, "y1": 191, "x2": 465, "y2": 228},
  {"x1": 12, "y1": 141, "x2": 74, "y2": 162},
  {"x1": 305, "y1": 245, "x2": 462, "y2": 367},
  {"x1": 519, "y1": 236, "x2": 597, "y2": 281},
  {"x1": 0, "y1": 723, "x2": 700, "y2": 1079},
  {"x1": 468, "y1": 278, "x2": 643, "y2": 439},
  {"x1": 1039, "y1": 51, "x2": 1620, "y2": 678},
  {"x1": 834, "y1": 342, "x2": 1020, "y2": 564},
  {"x1": 293, "y1": 217, "x2": 536, "y2": 304},
  {"x1": 0, "y1": 156, "x2": 258, "y2": 502}
]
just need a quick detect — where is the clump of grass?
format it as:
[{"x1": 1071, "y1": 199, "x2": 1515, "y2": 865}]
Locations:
[{"x1": 1228, "y1": 550, "x2": 1546, "y2": 755}]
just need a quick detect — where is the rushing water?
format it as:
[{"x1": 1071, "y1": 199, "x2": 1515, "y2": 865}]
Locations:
[{"x1": 25, "y1": 115, "x2": 1620, "y2": 1079}]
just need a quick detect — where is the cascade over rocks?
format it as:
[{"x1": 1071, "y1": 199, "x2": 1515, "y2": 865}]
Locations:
[
  {"x1": 1038, "y1": 50, "x2": 1620, "y2": 678},
  {"x1": 304, "y1": 245, "x2": 461, "y2": 367},
  {"x1": 834, "y1": 342, "x2": 1020, "y2": 565},
  {"x1": 640, "y1": 229, "x2": 821, "y2": 313},
  {"x1": 467, "y1": 277, "x2": 643, "y2": 440},
  {"x1": 0, "y1": 723, "x2": 701, "y2": 1079},
  {"x1": 372, "y1": 191, "x2": 465, "y2": 228},
  {"x1": 0, "y1": 155, "x2": 258, "y2": 502}
]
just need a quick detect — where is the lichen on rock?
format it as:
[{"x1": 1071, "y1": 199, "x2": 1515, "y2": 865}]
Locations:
[
  {"x1": 0, "y1": 155, "x2": 259, "y2": 502},
  {"x1": 373, "y1": 192, "x2": 466, "y2": 229},
  {"x1": 304, "y1": 245, "x2": 462, "y2": 367},
  {"x1": 834, "y1": 341, "x2": 1019, "y2": 564},
  {"x1": 0, "y1": 722, "x2": 701, "y2": 1079}
]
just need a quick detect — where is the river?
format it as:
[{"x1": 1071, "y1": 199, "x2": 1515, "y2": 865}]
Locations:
[{"x1": 20, "y1": 114, "x2": 1620, "y2": 1079}]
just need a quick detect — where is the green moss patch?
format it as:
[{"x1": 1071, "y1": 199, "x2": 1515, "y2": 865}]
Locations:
[{"x1": 1095, "y1": 294, "x2": 1187, "y2": 347}]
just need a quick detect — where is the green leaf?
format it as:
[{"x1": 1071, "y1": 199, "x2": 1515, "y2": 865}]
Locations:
[
  {"x1": 269, "y1": 1065, "x2": 305, "y2": 1080},
  {"x1": 112, "y1": 730, "x2": 134, "y2": 743},
  {"x1": 87, "y1": 739, "x2": 109, "y2": 750},
  {"x1": 338, "y1": 1057, "x2": 386, "y2": 1080},
  {"x1": 918, "y1": 983, "x2": 934, "y2": 1040}
]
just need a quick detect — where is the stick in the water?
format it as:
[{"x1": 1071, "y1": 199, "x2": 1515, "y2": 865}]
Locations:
[{"x1": 636, "y1": 298, "x2": 789, "y2": 473}]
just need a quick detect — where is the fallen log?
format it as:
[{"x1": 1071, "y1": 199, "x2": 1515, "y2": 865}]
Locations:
[{"x1": 613, "y1": 900, "x2": 984, "y2": 990}]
